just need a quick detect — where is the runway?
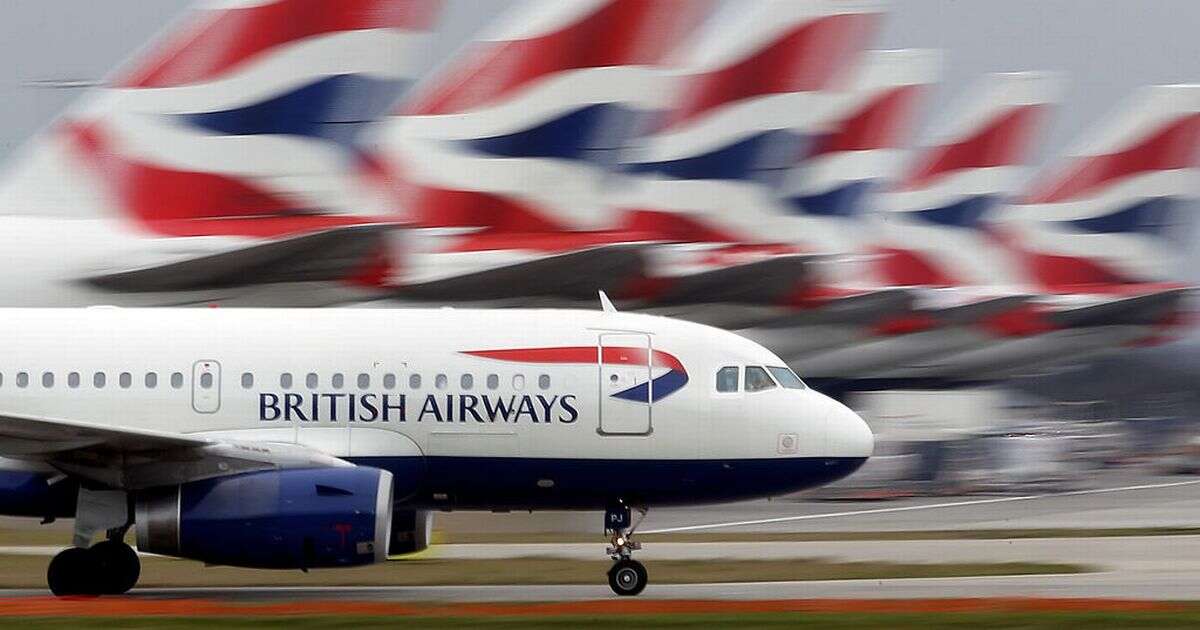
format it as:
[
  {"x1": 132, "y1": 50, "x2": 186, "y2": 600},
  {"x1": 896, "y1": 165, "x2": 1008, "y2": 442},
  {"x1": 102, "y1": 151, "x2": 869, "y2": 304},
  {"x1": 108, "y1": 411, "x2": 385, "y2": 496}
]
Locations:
[
  {"x1": 1, "y1": 535, "x2": 1195, "y2": 601},
  {"x1": 0, "y1": 569, "x2": 1194, "y2": 602},
  {"x1": 2, "y1": 471, "x2": 1197, "y2": 603}
]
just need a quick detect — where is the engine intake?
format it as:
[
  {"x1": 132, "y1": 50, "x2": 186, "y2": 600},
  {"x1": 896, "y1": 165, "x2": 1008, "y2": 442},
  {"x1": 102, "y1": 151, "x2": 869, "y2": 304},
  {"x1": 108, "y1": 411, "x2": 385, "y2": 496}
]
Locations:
[{"x1": 136, "y1": 467, "x2": 393, "y2": 569}]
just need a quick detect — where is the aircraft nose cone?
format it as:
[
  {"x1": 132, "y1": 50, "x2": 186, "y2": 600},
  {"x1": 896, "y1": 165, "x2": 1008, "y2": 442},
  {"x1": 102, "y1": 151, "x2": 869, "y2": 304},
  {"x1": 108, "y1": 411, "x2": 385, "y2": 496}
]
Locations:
[{"x1": 826, "y1": 399, "x2": 874, "y2": 459}]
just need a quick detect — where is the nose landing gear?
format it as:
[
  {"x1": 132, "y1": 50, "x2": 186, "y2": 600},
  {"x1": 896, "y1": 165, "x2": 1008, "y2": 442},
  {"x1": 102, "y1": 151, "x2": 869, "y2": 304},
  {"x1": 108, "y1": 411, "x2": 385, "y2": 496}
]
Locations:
[{"x1": 604, "y1": 502, "x2": 648, "y2": 596}]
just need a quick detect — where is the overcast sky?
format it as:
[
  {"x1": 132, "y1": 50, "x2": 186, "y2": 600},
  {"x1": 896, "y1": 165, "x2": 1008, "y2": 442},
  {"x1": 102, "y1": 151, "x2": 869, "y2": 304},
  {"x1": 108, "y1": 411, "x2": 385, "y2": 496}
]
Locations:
[{"x1": 3, "y1": 0, "x2": 1200, "y2": 162}]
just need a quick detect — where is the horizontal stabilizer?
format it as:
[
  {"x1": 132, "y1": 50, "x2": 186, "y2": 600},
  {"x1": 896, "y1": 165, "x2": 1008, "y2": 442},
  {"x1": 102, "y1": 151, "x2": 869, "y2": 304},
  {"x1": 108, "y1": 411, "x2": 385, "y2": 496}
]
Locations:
[
  {"x1": 649, "y1": 254, "x2": 819, "y2": 306},
  {"x1": 1047, "y1": 287, "x2": 1192, "y2": 327},
  {"x1": 83, "y1": 223, "x2": 394, "y2": 293},
  {"x1": 392, "y1": 244, "x2": 646, "y2": 302}
]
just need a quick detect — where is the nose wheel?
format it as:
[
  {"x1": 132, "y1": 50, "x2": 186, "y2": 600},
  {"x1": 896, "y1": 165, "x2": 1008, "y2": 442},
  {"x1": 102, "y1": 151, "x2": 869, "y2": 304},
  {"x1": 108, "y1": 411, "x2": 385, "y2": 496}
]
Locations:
[{"x1": 604, "y1": 502, "x2": 648, "y2": 596}]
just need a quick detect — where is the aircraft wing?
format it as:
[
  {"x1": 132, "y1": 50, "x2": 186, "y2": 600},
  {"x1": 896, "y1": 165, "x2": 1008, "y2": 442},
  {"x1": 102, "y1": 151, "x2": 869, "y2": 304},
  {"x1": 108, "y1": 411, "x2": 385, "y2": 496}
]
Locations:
[
  {"x1": 0, "y1": 411, "x2": 348, "y2": 490},
  {"x1": 82, "y1": 223, "x2": 394, "y2": 293}
]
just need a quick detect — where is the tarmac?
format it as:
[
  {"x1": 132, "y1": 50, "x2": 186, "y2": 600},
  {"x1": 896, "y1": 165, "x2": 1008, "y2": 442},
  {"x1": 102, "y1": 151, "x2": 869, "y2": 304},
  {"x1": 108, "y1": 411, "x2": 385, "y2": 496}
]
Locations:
[{"x1": 1, "y1": 471, "x2": 1198, "y2": 602}]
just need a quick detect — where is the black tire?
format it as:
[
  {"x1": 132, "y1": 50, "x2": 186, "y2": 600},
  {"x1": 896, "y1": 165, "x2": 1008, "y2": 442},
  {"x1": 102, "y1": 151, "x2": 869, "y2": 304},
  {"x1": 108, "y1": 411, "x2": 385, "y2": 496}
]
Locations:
[
  {"x1": 90, "y1": 540, "x2": 141, "y2": 595},
  {"x1": 607, "y1": 559, "x2": 648, "y2": 596},
  {"x1": 47, "y1": 547, "x2": 95, "y2": 597}
]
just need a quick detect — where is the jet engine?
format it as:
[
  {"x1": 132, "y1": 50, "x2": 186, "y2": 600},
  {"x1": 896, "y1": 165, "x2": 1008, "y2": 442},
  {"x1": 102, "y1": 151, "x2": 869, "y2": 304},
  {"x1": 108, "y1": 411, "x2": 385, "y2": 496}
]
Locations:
[{"x1": 135, "y1": 467, "x2": 393, "y2": 569}]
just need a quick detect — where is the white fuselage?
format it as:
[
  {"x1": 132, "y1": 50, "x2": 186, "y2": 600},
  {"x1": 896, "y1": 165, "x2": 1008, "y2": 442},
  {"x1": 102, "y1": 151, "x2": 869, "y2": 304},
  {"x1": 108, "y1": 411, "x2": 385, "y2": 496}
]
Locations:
[{"x1": 0, "y1": 307, "x2": 872, "y2": 510}]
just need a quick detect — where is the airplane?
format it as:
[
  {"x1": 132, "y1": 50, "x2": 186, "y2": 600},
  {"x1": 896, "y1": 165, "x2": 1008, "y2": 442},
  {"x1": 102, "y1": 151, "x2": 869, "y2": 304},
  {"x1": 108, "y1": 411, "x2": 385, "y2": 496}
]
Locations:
[
  {"x1": 0, "y1": 301, "x2": 872, "y2": 596},
  {"x1": 868, "y1": 83, "x2": 1200, "y2": 384},
  {"x1": 0, "y1": 0, "x2": 443, "y2": 306},
  {"x1": 734, "y1": 48, "x2": 944, "y2": 360},
  {"x1": 365, "y1": 0, "x2": 884, "y2": 306},
  {"x1": 364, "y1": 0, "x2": 716, "y2": 301},
  {"x1": 776, "y1": 70, "x2": 1062, "y2": 385}
]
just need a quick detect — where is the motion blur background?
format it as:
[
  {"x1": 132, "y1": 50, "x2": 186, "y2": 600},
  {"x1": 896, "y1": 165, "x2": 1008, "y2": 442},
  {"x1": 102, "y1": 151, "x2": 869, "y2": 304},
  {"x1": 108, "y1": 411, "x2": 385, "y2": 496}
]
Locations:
[{"x1": 2, "y1": 0, "x2": 1200, "y2": 497}]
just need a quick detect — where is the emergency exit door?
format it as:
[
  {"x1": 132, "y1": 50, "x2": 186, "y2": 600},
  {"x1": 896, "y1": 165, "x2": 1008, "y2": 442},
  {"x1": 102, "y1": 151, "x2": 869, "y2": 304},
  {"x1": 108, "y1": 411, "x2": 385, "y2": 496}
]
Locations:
[
  {"x1": 598, "y1": 333, "x2": 652, "y2": 435},
  {"x1": 192, "y1": 360, "x2": 221, "y2": 414}
]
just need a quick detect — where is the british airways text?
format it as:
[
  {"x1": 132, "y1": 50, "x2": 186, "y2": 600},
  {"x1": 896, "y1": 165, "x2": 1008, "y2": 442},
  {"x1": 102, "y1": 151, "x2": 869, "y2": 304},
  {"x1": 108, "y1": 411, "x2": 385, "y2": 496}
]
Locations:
[{"x1": 258, "y1": 392, "x2": 580, "y2": 424}]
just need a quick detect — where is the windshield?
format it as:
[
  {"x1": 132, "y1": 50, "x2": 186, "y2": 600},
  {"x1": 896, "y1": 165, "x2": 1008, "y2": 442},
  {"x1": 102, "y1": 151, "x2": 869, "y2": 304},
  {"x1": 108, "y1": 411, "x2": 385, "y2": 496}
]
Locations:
[
  {"x1": 767, "y1": 366, "x2": 807, "y2": 390},
  {"x1": 744, "y1": 366, "x2": 776, "y2": 392}
]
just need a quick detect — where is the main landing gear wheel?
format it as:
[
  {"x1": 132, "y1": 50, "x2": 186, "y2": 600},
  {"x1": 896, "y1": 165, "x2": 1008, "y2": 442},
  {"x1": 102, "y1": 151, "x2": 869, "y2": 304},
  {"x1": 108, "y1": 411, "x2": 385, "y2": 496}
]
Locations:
[
  {"x1": 90, "y1": 540, "x2": 141, "y2": 595},
  {"x1": 47, "y1": 541, "x2": 140, "y2": 597},
  {"x1": 604, "y1": 501, "x2": 649, "y2": 596},
  {"x1": 47, "y1": 547, "x2": 92, "y2": 597},
  {"x1": 608, "y1": 559, "x2": 648, "y2": 596}
]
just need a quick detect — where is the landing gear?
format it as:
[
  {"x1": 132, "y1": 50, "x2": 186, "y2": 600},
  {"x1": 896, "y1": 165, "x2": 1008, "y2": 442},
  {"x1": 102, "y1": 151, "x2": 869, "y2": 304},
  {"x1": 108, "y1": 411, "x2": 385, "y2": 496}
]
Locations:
[
  {"x1": 608, "y1": 558, "x2": 648, "y2": 596},
  {"x1": 48, "y1": 488, "x2": 140, "y2": 596},
  {"x1": 604, "y1": 502, "x2": 648, "y2": 596},
  {"x1": 46, "y1": 540, "x2": 140, "y2": 597}
]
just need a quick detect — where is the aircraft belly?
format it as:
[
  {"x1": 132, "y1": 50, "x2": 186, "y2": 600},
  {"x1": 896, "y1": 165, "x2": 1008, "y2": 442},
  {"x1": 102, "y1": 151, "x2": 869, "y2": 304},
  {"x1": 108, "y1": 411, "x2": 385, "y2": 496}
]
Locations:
[{"x1": 352, "y1": 455, "x2": 867, "y2": 510}]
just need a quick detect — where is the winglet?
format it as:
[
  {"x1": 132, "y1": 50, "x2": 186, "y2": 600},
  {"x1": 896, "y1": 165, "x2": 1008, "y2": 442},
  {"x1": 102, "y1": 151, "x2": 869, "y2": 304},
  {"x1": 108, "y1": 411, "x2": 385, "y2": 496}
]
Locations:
[{"x1": 599, "y1": 290, "x2": 618, "y2": 313}]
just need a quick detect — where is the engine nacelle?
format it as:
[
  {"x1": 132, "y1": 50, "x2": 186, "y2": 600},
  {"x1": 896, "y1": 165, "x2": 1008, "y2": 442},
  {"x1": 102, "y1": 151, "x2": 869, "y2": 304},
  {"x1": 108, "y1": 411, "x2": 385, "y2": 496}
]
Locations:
[
  {"x1": 389, "y1": 509, "x2": 433, "y2": 556},
  {"x1": 136, "y1": 467, "x2": 393, "y2": 569}
]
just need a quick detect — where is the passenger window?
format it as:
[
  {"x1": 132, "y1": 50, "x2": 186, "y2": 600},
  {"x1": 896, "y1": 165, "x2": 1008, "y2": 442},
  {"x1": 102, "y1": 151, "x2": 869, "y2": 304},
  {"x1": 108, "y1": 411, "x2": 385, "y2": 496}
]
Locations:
[
  {"x1": 93, "y1": 372, "x2": 106, "y2": 388},
  {"x1": 409, "y1": 374, "x2": 421, "y2": 389},
  {"x1": 435, "y1": 374, "x2": 448, "y2": 390},
  {"x1": 241, "y1": 372, "x2": 254, "y2": 389},
  {"x1": 306, "y1": 373, "x2": 318, "y2": 389},
  {"x1": 744, "y1": 366, "x2": 776, "y2": 393},
  {"x1": 536, "y1": 375, "x2": 549, "y2": 390},
  {"x1": 68, "y1": 372, "x2": 80, "y2": 389},
  {"x1": 487, "y1": 374, "x2": 499, "y2": 390},
  {"x1": 767, "y1": 366, "x2": 807, "y2": 390},
  {"x1": 716, "y1": 366, "x2": 739, "y2": 393},
  {"x1": 172, "y1": 372, "x2": 185, "y2": 389},
  {"x1": 512, "y1": 374, "x2": 525, "y2": 391},
  {"x1": 119, "y1": 372, "x2": 132, "y2": 389},
  {"x1": 332, "y1": 373, "x2": 344, "y2": 390},
  {"x1": 358, "y1": 373, "x2": 370, "y2": 390},
  {"x1": 461, "y1": 374, "x2": 473, "y2": 390},
  {"x1": 16, "y1": 372, "x2": 28, "y2": 388},
  {"x1": 42, "y1": 372, "x2": 54, "y2": 388},
  {"x1": 200, "y1": 372, "x2": 213, "y2": 389},
  {"x1": 145, "y1": 373, "x2": 157, "y2": 389},
  {"x1": 383, "y1": 374, "x2": 396, "y2": 390}
]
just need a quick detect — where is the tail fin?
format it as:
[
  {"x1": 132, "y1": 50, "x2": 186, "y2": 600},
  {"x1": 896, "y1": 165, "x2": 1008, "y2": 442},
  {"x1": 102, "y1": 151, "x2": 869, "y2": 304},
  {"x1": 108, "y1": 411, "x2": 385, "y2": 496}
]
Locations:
[
  {"x1": 1000, "y1": 84, "x2": 1200, "y2": 292},
  {"x1": 614, "y1": 0, "x2": 884, "y2": 243},
  {"x1": 0, "y1": 0, "x2": 442, "y2": 237},
  {"x1": 870, "y1": 71, "x2": 1061, "y2": 287},
  {"x1": 371, "y1": 0, "x2": 714, "y2": 233},
  {"x1": 778, "y1": 49, "x2": 939, "y2": 222}
]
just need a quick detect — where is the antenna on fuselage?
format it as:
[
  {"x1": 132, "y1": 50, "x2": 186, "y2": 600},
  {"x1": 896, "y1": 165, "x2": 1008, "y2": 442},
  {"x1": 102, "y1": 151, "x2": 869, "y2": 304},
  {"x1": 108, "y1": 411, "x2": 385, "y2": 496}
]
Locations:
[{"x1": 598, "y1": 290, "x2": 617, "y2": 313}]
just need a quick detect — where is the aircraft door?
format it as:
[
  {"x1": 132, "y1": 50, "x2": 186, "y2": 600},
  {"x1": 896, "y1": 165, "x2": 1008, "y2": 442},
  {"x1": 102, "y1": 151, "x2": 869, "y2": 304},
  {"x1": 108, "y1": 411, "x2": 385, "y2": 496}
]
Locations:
[
  {"x1": 598, "y1": 333, "x2": 652, "y2": 435},
  {"x1": 192, "y1": 360, "x2": 221, "y2": 414}
]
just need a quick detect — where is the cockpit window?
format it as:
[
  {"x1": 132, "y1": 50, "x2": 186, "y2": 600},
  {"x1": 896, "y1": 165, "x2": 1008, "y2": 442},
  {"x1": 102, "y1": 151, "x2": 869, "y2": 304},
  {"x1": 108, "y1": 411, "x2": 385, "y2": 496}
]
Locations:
[
  {"x1": 744, "y1": 366, "x2": 776, "y2": 392},
  {"x1": 767, "y1": 366, "x2": 807, "y2": 390},
  {"x1": 715, "y1": 366, "x2": 739, "y2": 393}
]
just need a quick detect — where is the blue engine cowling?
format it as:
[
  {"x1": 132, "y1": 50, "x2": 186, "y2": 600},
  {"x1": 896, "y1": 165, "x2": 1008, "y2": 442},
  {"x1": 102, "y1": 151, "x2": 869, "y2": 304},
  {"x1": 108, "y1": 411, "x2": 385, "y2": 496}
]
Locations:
[{"x1": 135, "y1": 467, "x2": 393, "y2": 569}]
